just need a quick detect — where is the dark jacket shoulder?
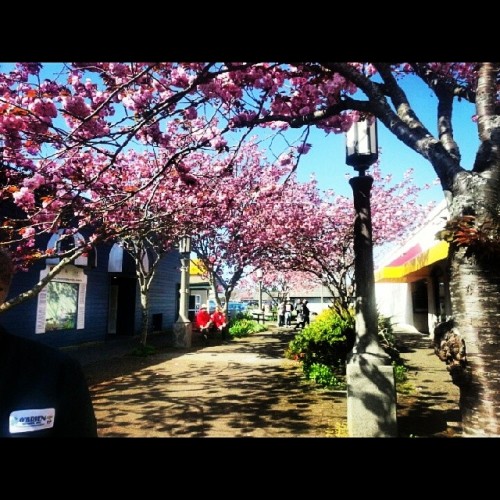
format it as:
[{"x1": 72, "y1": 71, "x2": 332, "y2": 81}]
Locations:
[{"x1": 0, "y1": 325, "x2": 98, "y2": 438}]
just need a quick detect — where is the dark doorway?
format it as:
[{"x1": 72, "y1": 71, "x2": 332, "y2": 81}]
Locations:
[
  {"x1": 412, "y1": 279, "x2": 428, "y2": 313},
  {"x1": 188, "y1": 295, "x2": 196, "y2": 322},
  {"x1": 108, "y1": 276, "x2": 137, "y2": 336},
  {"x1": 411, "y1": 279, "x2": 430, "y2": 333},
  {"x1": 175, "y1": 283, "x2": 180, "y2": 321}
]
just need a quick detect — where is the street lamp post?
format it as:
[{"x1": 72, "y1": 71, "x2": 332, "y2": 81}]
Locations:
[
  {"x1": 256, "y1": 269, "x2": 263, "y2": 312},
  {"x1": 173, "y1": 235, "x2": 192, "y2": 348},
  {"x1": 345, "y1": 118, "x2": 397, "y2": 437}
]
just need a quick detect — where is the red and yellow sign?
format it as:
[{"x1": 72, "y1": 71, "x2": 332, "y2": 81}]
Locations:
[{"x1": 374, "y1": 240, "x2": 449, "y2": 283}]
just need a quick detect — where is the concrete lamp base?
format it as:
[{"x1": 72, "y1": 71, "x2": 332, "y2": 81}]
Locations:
[
  {"x1": 173, "y1": 321, "x2": 192, "y2": 348},
  {"x1": 347, "y1": 359, "x2": 398, "y2": 437}
]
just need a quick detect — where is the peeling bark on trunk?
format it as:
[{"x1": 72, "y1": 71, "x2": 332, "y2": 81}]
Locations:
[
  {"x1": 445, "y1": 156, "x2": 500, "y2": 435},
  {"x1": 449, "y1": 248, "x2": 500, "y2": 435}
]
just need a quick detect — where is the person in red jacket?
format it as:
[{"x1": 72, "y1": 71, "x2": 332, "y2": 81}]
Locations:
[
  {"x1": 195, "y1": 304, "x2": 212, "y2": 344},
  {"x1": 211, "y1": 305, "x2": 229, "y2": 342}
]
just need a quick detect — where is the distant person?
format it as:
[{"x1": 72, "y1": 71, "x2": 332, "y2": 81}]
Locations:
[
  {"x1": 0, "y1": 248, "x2": 98, "y2": 437},
  {"x1": 277, "y1": 300, "x2": 285, "y2": 327},
  {"x1": 294, "y1": 299, "x2": 302, "y2": 314},
  {"x1": 295, "y1": 299, "x2": 310, "y2": 329},
  {"x1": 211, "y1": 305, "x2": 229, "y2": 343},
  {"x1": 302, "y1": 300, "x2": 310, "y2": 327},
  {"x1": 284, "y1": 300, "x2": 293, "y2": 327},
  {"x1": 295, "y1": 300, "x2": 304, "y2": 329},
  {"x1": 195, "y1": 303, "x2": 213, "y2": 343}
]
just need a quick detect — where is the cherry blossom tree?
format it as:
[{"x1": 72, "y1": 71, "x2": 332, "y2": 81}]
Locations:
[
  {"x1": 96, "y1": 150, "x2": 197, "y2": 346},
  {"x1": 187, "y1": 141, "x2": 294, "y2": 311},
  {"x1": 0, "y1": 63, "x2": 235, "y2": 311},
  {"x1": 236, "y1": 160, "x2": 433, "y2": 314},
  {"x1": 2, "y1": 62, "x2": 498, "y2": 435},
  {"x1": 183, "y1": 61, "x2": 499, "y2": 437},
  {"x1": 238, "y1": 269, "x2": 319, "y2": 307},
  {"x1": 189, "y1": 140, "x2": 431, "y2": 316}
]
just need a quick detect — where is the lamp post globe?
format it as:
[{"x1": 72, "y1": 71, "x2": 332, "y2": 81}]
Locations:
[{"x1": 346, "y1": 117, "x2": 378, "y2": 174}]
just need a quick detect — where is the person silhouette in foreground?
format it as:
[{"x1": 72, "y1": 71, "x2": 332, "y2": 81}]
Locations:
[{"x1": 0, "y1": 248, "x2": 98, "y2": 437}]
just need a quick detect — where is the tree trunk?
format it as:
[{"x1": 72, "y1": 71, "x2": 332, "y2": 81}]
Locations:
[
  {"x1": 139, "y1": 286, "x2": 150, "y2": 346},
  {"x1": 444, "y1": 164, "x2": 500, "y2": 435},
  {"x1": 448, "y1": 247, "x2": 500, "y2": 436}
]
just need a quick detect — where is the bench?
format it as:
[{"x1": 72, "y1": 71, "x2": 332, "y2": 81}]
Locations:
[{"x1": 251, "y1": 312, "x2": 266, "y2": 324}]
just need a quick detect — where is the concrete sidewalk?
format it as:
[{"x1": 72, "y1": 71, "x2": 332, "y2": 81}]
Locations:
[
  {"x1": 66, "y1": 325, "x2": 462, "y2": 437},
  {"x1": 393, "y1": 328, "x2": 462, "y2": 437},
  {"x1": 80, "y1": 327, "x2": 349, "y2": 437}
]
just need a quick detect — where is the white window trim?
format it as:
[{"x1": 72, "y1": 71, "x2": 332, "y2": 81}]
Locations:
[{"x1": 36, "y1": 265, "x2": 87, "y2": 334}]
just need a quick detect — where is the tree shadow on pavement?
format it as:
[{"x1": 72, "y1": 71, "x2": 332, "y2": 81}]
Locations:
[
  {"x1": 87, "y1": 328, "x2": 348, "y2": 438},
  {"x1": 395, "y1": 332, "x2": 462, "y2": 437}
]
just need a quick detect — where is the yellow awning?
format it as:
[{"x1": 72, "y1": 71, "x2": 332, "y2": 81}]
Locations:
[
  {"x1": 375, "y1": 240, "x2": 449, "y2": 283},
  {"x1": 189, "y1": 259, "x2": 207, "y2": 276}
]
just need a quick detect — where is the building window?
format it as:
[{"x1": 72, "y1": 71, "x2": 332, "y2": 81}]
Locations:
[
  {"x1": 188, "y1": 294, "x2": 200, "y2": 322},
  {"x1": 46, "y1": 230, "x2": 94, "y2": 267},
  {"x1": 194, "y1": 294, "x2": 201, "y2": 311},
  {"x1": 108, "y1": 243, "x2": 124, "y2": 272},
  {"x1": 45, "y1": 281, "x2": 79, "y2": 331},
  {"x1": 36, "y1": 265, "x2": 87, "y2": 334}
]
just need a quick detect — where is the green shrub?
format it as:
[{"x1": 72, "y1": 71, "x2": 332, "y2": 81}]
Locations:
[
  {"x1": 393, "y1": 362, "x2": 408, "y2": 384},
  {"x1": 286, "y1": 308, "x2": 408, "y2": 391},
  {"x1": 229, "y1": 318, "x2": 267, "y2": 338},
  {"x1": 230, "y1": 311, "x2": 253, "y2": 322},
  {"x1": 285, "y1": 308, "x2": 355, "y2": 371},
  {"x1": 377, "y1": 315, "x2": 411, "y2": 392},
  {"x1": 393, "y1": 361, "x2": 414, "y2": 394},
  {"x1": 304, "y1": 362, "x2": 346, "y2": 389}
]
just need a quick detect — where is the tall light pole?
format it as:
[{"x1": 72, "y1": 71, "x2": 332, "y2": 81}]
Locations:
[
  {"x1": 345, "y1": 118, "x2": 397, "y2": 437},
  {"x1": 256, "y1": 269, "x2": 263, "y2": 311},
  {"x1": 173, "y1": 235, "x2": 192, "y2": 348}
]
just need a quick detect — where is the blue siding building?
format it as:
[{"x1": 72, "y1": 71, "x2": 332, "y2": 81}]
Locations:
[{"x1": 1, "y1": 237, "x2": 181, "y2": 349}]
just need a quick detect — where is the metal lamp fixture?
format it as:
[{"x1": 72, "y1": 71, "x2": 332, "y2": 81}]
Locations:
[
  {"x1": 346, "y1": 115, "x2": 381, "y2": 360},
  {"x1": 345, "y1": 118, "x2": 378, "y2": 174},
  {"x1": 178, "y1": 235, "x2": 192, "y2": 255}
]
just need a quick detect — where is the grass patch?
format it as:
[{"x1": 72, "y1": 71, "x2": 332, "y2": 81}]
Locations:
[
  {"x1": 396, "y1": 381, "x2": 415, "y2": 395},
  {"x1": 130, "y1": 344, "x2": 157, "y2": 357}
]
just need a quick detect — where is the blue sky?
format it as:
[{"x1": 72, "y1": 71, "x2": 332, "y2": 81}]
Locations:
[{"x1": 273, "y1": 74, "x2": 479, "y2": 205}]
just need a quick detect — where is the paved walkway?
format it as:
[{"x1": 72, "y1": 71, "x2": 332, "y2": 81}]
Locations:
[
  {"x1": 65, "y1": 325, "x2": 462, "y2": 438},
  {"x1": 74, "y1": 327, "x2": 348, "y2": 437},
  {"x1": 394, "y1": 328, "x2": 462, "y2": 437}
]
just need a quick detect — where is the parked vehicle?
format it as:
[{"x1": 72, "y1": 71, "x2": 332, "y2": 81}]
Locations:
[
  {"x1": 227, "y1": 301, "x2": 247, "y2": 317},
  {"x1": 207, "y1": 299, "x2": 217, "y2": 314}
]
